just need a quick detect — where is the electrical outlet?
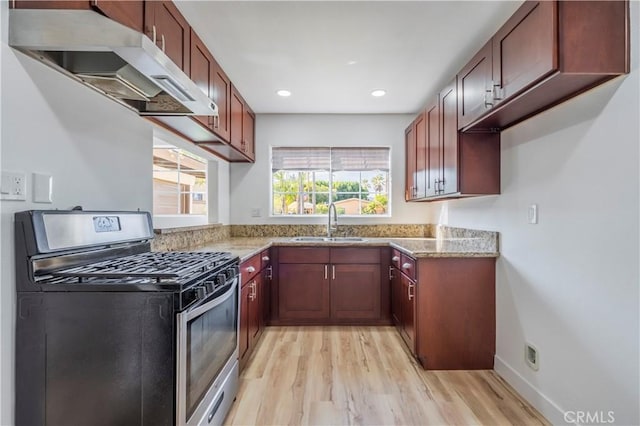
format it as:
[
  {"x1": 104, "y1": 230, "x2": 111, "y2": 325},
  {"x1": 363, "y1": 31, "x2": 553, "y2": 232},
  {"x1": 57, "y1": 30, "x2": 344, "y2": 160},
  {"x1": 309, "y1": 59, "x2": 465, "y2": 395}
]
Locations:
[
  {"x1": 525, "y1": 343, "x2": 539, "y2": 371},
  {"x1": 1, "y1": 171, "x2": 27, "y2": 201}
]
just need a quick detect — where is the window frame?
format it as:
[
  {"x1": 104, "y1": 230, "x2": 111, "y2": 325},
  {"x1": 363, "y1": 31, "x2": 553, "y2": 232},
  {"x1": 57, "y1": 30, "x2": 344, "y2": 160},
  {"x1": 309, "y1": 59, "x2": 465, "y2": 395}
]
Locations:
[
  {"x1": 269, "y1": 146, "x2": 392, "y2": 218},
  {"x1": 153, "y1": 144, "x2": 208, "y2": 217}
]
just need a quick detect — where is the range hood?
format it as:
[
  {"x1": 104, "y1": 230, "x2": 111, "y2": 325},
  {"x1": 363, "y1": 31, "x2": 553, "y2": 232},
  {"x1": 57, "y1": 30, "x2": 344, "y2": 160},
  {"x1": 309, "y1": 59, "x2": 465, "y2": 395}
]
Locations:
[{"x1": 9, "y1": 9, "x2": 218, "y2": 117}]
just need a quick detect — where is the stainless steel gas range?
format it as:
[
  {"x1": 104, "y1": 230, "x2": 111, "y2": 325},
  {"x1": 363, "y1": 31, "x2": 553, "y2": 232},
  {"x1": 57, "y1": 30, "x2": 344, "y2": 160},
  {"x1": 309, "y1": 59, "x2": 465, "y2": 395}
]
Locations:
[{"x1": 14, "y1": 210, "x2": 240, "y2": 426}]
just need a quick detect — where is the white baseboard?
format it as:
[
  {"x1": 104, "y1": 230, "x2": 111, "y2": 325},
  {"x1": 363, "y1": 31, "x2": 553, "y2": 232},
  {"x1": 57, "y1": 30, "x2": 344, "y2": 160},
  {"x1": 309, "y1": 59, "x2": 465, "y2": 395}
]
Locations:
[{"x1": 494, "y1": 355, "x2": 571, "y2": 425}]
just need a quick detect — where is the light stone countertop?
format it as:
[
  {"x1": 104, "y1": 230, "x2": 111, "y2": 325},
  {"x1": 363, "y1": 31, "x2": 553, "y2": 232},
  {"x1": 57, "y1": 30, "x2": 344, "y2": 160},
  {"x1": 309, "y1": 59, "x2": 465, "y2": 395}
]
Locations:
[{"x1": 195, "y1": 237, "x2": 499, "y2": 263}]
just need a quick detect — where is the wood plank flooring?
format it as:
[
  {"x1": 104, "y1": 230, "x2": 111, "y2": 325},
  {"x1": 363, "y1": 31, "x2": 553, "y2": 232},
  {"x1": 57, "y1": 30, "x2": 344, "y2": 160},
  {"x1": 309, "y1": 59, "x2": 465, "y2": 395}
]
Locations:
[{"x1": 225, "y1": 326, "x2": 549, "y2": 426}]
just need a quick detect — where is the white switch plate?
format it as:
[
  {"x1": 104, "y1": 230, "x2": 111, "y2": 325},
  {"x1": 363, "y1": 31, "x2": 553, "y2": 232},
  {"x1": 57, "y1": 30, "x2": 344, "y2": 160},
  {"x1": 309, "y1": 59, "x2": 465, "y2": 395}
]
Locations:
[
  {"x1": 33, "y1": 173, "x2": 53, "y2": 203},
  {"x1": 528, "y1": 204, "x2": 538, "y2": 224},
  {"x1": 1, "y1": 171, "x2": 27, "y2": 201}
]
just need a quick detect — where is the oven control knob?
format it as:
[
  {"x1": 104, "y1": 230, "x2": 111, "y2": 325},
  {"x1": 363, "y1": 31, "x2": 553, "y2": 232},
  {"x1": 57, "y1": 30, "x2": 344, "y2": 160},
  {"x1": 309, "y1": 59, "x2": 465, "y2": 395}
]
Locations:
[
  {"x1": 216, "y1": 273, "x2": 227, "y2": 286},
  {"x1": 195, "y1": 286, "x2": 206, "y2": 300},
  {"x1": 204, "y1": 281, "x2": 215, "y2": 293}
]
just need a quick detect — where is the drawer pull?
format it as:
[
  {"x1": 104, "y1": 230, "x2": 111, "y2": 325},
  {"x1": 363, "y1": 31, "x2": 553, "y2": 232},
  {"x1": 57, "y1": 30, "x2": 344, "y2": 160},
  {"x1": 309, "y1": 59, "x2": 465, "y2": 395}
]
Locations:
[
  {"x1": 402, "y1": 262, "x2": 412, "y2": 269},
  {"x1": 246, "y1": 266, "x2": 256, "y2": 273},
  {"x1": 262, "y1": 256, "x2": 270, "y2": 262},
  {"x1": 392, "y1": 256, "x2": 400, "y2": 262}
]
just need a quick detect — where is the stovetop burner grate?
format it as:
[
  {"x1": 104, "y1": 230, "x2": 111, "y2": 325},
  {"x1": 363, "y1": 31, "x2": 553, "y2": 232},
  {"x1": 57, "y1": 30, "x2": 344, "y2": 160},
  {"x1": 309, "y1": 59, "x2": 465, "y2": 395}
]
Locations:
[{"x1": 48, "y1": 251, "x2": 234, "y2": 283}]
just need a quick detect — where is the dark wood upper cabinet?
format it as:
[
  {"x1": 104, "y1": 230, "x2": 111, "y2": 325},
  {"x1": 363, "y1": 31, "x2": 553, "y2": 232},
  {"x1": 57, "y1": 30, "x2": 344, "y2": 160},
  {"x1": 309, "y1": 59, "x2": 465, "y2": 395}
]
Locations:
[
  {"x1": 189, "y1": 29, "x2": 215, "y2": 131},
  {"x1": 144, "y1": 1, "x2": 190, "y2": 75},
  {"x1": 457, "y1": 40, "x2": 493, "y2": 130},
  {"x1": 439, "y1": 79, "x2": 458, "y2": 197},
  {"x1": 211, "y1": 61, "x2": 232, "y2": 143},
  {"x1": 425, "y1": 100, "x2": 439, "y2": 198},
  {"x1": 404, "y1": 121, "x2": 417, "y2": 201},
  {"x1": 243, "y1": 106, "x2": 256, "y2": 161},
  {"x1": 492, "y1": 1, "x2": 557, "y2": 106},
  {"x1": 464, "y1": 0, "x2": 629, "y2": 131},
  {"x1": 91, "y1": 1, "x2": 143, "y2": 33},
  {"x1": 230, "y1": 87, "x2": 245, "y2": 154},
  {"x1": 12, "y1": 1, "x2": 143, "y2": 32},
  {"x1": 414, "y1": 112, "x2": 427, "y2": 200}
]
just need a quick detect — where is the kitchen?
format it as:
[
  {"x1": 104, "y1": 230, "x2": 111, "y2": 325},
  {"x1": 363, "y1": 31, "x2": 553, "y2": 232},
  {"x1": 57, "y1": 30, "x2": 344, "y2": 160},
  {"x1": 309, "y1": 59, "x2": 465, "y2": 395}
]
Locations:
[{"x1": 1, "y1": 1, "x2": 638, "y2": 426}]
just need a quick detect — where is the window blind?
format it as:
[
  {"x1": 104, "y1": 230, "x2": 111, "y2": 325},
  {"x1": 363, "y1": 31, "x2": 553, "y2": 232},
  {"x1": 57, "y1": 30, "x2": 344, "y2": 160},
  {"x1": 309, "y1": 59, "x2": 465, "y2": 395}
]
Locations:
[
  {"x1": 272, "y1": 147, "x2": 390, "y2": 172},
  {"x1": 271, "y1": 147, "x2": 330, "y2": 171},
  {"x1": 331, "y1": 147, "x2": 390, "y2": 172}
]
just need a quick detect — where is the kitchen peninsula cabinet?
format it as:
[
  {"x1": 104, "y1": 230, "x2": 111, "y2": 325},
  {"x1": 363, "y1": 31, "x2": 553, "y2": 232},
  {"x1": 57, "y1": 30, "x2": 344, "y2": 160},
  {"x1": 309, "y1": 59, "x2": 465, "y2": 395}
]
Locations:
[
  {"x1": 275, "y1": 247, "x2": 387, "y2": 324},
  {"x1": 391, "y1": 250, "x2": 496, "y2": 370},
  {"x1": 144, "y1": 1, "x2": 190, "y2": 75},
  {"x1": 239, "y1": 250, "x2": 271, "y2": 370}
]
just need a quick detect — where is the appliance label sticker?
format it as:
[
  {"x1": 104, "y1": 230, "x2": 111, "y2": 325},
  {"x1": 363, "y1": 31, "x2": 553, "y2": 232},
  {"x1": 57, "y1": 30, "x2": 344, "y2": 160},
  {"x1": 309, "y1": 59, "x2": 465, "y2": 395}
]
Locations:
[{"x1": 93, "y1": 216, "x2": 121, "y2": 233}]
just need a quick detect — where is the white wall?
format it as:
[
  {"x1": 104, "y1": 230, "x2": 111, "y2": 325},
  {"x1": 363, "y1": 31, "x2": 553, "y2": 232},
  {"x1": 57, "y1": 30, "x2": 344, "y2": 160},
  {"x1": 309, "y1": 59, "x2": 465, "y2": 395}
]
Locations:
[
  {"x1": 230, "y1": 114, "x2": 431, "y2": 224},
  {"x1": 0, "y1": 2, "x2": 154, "y2": 422},
  {"x1": 429, "y1": 4, "x2": 639, "y2": 424}
]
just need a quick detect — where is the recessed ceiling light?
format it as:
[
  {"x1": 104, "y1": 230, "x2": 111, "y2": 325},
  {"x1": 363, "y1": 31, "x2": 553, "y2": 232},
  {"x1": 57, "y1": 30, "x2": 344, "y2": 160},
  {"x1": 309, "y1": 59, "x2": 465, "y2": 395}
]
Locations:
[
  {"x1": 371, "y1": 89, "x2": 386, "y2": 97},
  {"x1": 276, "y1": 89, "x2": 291, "y2": 97},
  {"x1": 347, "y1": 60, "x2": 358, "y2": 65}
]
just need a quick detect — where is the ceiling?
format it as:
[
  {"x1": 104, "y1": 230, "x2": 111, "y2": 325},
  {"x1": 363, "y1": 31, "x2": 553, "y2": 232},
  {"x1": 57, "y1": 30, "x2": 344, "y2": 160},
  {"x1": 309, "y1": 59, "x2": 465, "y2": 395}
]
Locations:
[{"x1": 176, "y1": 1, "x2": 524, "y2": 114}]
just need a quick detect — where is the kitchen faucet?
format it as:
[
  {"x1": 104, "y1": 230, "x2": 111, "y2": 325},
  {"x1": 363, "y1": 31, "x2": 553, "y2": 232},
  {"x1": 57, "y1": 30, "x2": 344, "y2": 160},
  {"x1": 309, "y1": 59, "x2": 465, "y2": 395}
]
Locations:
[{"x1": 327, "y1": 203, "x2": 338, "y2": 238}]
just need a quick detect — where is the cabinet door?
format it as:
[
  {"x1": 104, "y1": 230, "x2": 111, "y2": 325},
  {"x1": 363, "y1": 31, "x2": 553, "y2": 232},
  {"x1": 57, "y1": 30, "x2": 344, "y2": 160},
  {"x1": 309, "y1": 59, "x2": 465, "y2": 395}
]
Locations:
[
  {"x1": 400, "y1": 274, "x2": 416, "y2": 353},
  {"x1": 404, "y1": 122, "x2": 416, "y2": 201},
  {"x1": 230, "y1": 87, "x2": 244, "y2": 152},
  {"x1": 278, "y1": 264, "x2": 330, "y2": 320},
  {"x1": 248, "y1": 274, "x2": 262, "y2": 348},
  {"x1": 330, "y1": 264, "x2": 381, "y2": 320},
  {"x1": 145, "y1": 1, "x2": 190, "y2": 74},
  {"x1": 211, "y1": 61, "x2": 232, "y2": 142},
  {"x1": 458, "y1": 40, "x2": 493, "y2": 129},
  {"x1": 239, "y1": 282, "x2": 250, "y2": 362},
  {"x1": 492, "y1": 1, "x2": 557, "y2": 105},
  {"x1": 189, "y1": 29, "x2": 214, "y2": 130},
  {"x1": 414, "y1": 112, "x2": 427, "y2": 199},
  {"x1": 439, "y1": 78, "x2": 458, "y2": 196},
  {"x1": 391, "y1": 267, "x2": 402, "y2": 327},
  {"x1": 92, "y1": 1, "x2": 143, "y2": 32},
  {"x1": 243, "y1": 107, "x2": 255, "y2": 161},
  {"x1": 425, "y1": 99, "x2": 439, "y2": 197}
]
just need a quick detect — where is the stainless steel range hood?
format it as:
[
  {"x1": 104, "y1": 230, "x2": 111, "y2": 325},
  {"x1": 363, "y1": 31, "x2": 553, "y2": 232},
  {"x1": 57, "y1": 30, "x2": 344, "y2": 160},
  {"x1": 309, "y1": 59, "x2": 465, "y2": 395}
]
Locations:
[{"x1": 9, "y1": 9, "x2": 218, "y2": 117}]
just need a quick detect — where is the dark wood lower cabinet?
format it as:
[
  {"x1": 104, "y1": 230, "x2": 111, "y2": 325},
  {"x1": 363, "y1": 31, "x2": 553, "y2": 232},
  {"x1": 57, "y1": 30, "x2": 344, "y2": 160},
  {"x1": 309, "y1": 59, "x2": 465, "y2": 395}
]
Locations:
[
  {"x1": 239, "y1": 281, "x2": 250, "y2": 363},
  {"x1": 330, "y1": 264, "x2": 380, "y2": 320},
  {"x1": 278, "y1": 263, "x2": 330, "y2": 321},
  {"x1": 399, "y1": 273, "x2": 416, "y2": 352}
]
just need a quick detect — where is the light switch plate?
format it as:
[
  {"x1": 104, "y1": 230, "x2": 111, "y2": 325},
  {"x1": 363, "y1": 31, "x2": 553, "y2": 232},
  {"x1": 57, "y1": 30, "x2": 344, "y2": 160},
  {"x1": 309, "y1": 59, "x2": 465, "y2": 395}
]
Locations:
[
  {"x1": 1, "y1": 171, "x2": 27, "y2": 201},
  {"x1": 528, "y1": 204, "x2": 538, "y2": 224},
  {"x1": 33, "y1": 173, "x2": 53, "y2": 203}
]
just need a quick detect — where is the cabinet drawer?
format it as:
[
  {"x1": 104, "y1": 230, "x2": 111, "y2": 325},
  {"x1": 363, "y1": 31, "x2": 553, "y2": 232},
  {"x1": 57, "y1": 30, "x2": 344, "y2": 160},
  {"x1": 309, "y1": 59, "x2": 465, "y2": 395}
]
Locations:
[
  {"x1": 241, "y1": 254, "x2": 261, "y2": 285},
  {"x1": 278, "y1": 247, "x2": 330, "y2": 264},
  {"x1": 400, "y1": 254, "x2": 416, "y2": 281},
  {"x1": 260, "y1": 249, "x2": 271, "y2": 270},
  {"x1": 330, "y1": 248, "x2": 380, "y2": 264},
  {"x1": 391, "y1": 249, "x2": 402, "y2": 269}
]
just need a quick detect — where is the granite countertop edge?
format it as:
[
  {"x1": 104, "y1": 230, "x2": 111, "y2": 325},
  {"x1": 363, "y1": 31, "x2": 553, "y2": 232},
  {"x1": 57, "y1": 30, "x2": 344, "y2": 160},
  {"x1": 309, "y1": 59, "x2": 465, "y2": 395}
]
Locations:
[{"x1": 193, "y1": 237, "x2": 499, "y2": 262}]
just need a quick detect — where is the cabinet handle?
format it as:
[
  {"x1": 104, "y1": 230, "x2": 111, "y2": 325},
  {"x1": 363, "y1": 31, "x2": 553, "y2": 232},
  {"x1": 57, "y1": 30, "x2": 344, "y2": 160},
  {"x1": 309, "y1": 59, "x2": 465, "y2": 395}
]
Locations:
[
  {"x1": 402, "y1": 262, "x2": 412, "y2": 270},
  {"x1": 246, "y1": 266, "x2": 255, "y2": 273},
  {"x1": 484, "y1": 88, "x2": 494, "y2": 108},
  {"x1": 388, "y1": 266, "x2": 394, "y2": 280},
  {"x1": 152, "y1": 25, "x2": 157, "y2": 45},
  {"x1": 161, "y1": 34, "x2": 166, "y2": 53},
  {"x1": 408, "y1": 283, "x2": 415, "y2": 301},
  {"x1": 266, "y1": 265, "x2": 273, "y2": 280},
  {"x1": 262, "y1": 256, "x2": 270, "y2": 262},
  {"x1": 492, "y1": 81, "x2": 504, "y2": 101},
  {"x1": 392, "y1": 256, "x2": 400, "y2": 262},
  {"x1": 332, "y1": 265, "x2": 336, "y2": 280},
  {"x1": 213, "y1": 115, "x2": 219, "y2": 129},
  {"x1": 324, "y1": 265, "x2": 328, "y2": 280}
]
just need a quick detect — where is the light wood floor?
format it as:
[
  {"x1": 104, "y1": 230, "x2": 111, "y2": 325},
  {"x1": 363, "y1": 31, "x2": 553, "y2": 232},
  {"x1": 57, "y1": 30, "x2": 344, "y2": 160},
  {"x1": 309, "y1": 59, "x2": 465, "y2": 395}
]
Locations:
[{"x1": 225, "y1": 326, "x2": 549, "y2": 426}]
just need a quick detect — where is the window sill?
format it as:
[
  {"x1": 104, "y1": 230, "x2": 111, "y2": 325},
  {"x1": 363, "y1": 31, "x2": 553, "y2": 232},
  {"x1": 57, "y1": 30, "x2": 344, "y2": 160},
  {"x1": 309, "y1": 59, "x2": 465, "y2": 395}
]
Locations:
[{"x1": 152, "y1": 215, "x2": 210, "y2": 232}]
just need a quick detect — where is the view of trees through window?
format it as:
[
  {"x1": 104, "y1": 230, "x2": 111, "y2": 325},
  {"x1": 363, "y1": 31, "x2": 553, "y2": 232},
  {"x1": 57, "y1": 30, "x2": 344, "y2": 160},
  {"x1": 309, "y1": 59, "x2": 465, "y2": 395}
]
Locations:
[
  {"x1": 272, "y1": 147, "x2": 390, "y2": 216},
  {"x1": 153, "y1": 146, "x2": 207, "y2": 215}
]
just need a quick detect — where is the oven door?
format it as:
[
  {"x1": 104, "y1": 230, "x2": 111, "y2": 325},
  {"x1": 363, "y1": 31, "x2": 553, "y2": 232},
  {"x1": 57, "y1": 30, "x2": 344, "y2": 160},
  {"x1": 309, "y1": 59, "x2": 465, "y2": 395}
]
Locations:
[{"x1": 176, "y1": 277, "x2": 240, "y2": 426}]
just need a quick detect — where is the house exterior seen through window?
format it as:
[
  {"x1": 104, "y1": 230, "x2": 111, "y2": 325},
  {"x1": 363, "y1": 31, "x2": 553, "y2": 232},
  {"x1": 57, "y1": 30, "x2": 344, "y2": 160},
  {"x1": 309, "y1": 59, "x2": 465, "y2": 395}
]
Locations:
[
  {"x1": 271, "y1": 147, "x2": 391, "y2": 216},
  {"x1": 153, "y1": 146, "x2": 207, "y2": 215}
]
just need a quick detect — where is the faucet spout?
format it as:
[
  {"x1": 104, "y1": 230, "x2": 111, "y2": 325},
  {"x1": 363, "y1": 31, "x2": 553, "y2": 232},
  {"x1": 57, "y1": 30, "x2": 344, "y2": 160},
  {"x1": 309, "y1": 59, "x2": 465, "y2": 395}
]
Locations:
[{"x1": 327, "y1": 203, "x2": 338, "y2": 238}]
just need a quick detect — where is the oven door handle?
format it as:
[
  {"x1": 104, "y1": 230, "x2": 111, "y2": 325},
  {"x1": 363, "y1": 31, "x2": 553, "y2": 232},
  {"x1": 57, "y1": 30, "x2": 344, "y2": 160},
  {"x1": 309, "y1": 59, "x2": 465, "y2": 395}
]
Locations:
[{"x1": 182, "y1": 277, "x2": 238, "y2": 322}]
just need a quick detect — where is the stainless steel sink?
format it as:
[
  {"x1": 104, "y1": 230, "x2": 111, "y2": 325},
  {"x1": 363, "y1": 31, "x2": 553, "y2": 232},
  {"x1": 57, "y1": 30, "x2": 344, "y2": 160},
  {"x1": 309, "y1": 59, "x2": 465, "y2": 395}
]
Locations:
[{"x1": 290, "y1": 236, "x2": 368, "y2": 242}]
